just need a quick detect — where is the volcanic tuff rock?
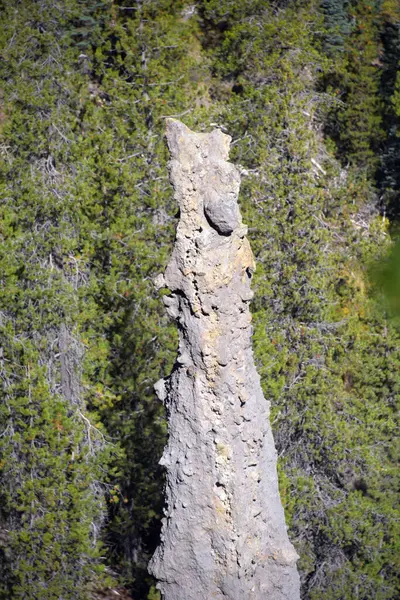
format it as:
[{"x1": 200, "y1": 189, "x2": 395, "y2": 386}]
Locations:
[{"x1": 148, "y1": 119, "x2": 300, "y2": 600}]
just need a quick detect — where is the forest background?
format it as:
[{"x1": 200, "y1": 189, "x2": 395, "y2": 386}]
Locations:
[{"x1": 0, "y1": 0, "x2": 399, "y2": 599}]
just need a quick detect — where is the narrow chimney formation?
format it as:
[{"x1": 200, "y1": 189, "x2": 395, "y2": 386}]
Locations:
[{"x1": 149, "y1": 120, "x2": 300, "y2": 600}]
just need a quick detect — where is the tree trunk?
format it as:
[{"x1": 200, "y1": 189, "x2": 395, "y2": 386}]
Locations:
[{"x1": 149, "y1": 119, "x2": 300, "y2": 600}]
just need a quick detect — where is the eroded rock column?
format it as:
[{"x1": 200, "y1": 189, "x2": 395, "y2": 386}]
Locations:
[{"x1": 148, "y1": 119, "x2": 300, "y2": 600}]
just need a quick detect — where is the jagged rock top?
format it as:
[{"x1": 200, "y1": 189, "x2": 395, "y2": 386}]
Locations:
[
  {"x1": 155, "y1": 119, "x2": 255, "y2": 316},
  {"x1": 166, "y1": 118, "x2": 242, "y2": 235}
]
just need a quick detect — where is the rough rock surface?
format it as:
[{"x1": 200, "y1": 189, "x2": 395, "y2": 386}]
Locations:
[{"x1": 148, "y1": 119, "x2": 300, "y2": 599}]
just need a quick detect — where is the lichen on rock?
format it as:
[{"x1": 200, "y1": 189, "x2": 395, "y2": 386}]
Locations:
[{"x1": 148, "y1": 119, "x2": 300, "y2": 600}]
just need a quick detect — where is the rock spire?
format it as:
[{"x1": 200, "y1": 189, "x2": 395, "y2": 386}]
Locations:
[{"x1": 148, "y1": 119, "x2": 300, "y2": 600}]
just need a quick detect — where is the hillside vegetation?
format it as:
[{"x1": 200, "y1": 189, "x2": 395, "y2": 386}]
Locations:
[{"x1": 0, "y1": 1, "x2": 399, "y2": 599}]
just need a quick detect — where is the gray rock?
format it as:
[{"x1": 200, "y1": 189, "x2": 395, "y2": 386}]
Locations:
[
  {"x1": 148, "y1": 119, "x2": 300, "y2": 600},
  {"x1": 203, "y1": 163, "x2": 241, "y2": 235}
]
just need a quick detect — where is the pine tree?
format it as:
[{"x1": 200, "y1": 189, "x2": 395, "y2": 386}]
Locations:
[
  {"x1": 378, "y1": 1, "x2": 400, "y2": 220},
  {"x1": 321, "y1": 0, "x2": 352, "y2": 54},
  {"x1": 325, "y1": 0, "x2": 384, "y2": 172}
]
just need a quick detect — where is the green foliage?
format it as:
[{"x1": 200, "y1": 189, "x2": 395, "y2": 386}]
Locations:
[
  {"x1": 321, "y1": 0, "x2": 352, "y2": 54},
  {"x1": 1, "y1": 0, "x2": 399, "y2": 599},
  {"x1": 378, "y1": 4, "x2": 400, "y2": 219},
  {"x1": 0, "y1": 1, "x2": 112, "y2": 596},
  {"x1": 322, "y1": 0, "x2": 384, "y2": 171},
  {"x1": 370, "y1": 237, "x2": 400, "y2": 317}
]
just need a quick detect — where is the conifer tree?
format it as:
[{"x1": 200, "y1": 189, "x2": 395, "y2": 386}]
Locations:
[
  {"x1": 378, "y1": 2, "x2": 400, "y2": 219},
  {"x1": 321, "y1": 0, "x2": 351, "y2": 54},
  {"x1": 326, "y1": 0, "x2": 384, "y2": 171}
]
